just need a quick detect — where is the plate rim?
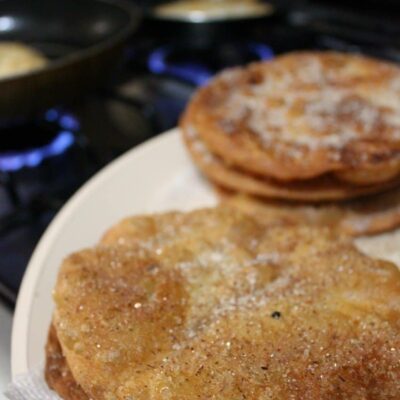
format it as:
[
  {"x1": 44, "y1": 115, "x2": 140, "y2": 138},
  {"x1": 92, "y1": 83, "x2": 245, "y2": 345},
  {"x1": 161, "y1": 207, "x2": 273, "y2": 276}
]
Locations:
[{"x1": 11, "y1": 128, "x2": 179, "y2": 377}]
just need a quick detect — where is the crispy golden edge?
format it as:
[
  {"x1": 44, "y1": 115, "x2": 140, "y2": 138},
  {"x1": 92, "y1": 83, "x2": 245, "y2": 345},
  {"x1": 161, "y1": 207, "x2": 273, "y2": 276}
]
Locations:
[
  {"x1": 45, "y1": 324, "x2": 88, "y2": 400},
  {"x1": 180, "y1": 117, "x2": 400, "y2": 202},
  {"x1": 219, "y1": 189, "x2": 400, "y2": 237}
]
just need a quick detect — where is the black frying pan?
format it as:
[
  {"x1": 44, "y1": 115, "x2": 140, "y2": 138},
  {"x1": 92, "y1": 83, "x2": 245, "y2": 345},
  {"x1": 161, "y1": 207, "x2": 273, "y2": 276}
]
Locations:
[{"x1": 0, "y1": 0, "x2": 140, "y2": 120}]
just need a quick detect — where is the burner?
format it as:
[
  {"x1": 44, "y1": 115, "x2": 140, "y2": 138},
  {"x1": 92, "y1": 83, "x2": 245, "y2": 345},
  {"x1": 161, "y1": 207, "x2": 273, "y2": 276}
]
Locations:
[
  {"x1": 148, "y1": 42, "x2": 274, "y2": 85},
  {"x1": 0, "y1": 131, "x2": 75, "y2": 172},
  {"x1": 0, "y1": 109, "x2": 93, "y2": 304},
  {"x1": 0, "y1": 109, "x2": 78, "y2": 172}
]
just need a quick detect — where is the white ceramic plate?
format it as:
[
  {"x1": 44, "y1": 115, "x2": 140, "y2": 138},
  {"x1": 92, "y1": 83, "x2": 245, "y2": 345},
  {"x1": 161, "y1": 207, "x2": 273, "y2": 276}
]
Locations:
[
  {"x1": 11, "y1": 128, "x2": 400, "y2": 377},
  {"x1": 11, "y1": 129, "x2": 217, "y2": 377}
]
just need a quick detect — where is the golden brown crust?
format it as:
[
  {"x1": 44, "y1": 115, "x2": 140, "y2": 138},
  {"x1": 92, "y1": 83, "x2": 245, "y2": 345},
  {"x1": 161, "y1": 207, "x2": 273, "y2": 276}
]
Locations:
[
  {"x1": 181, "y1": 51, "x2": 400, "y2": 184},
  {"x1": 45, "y1": 324, "x2": 88, "y2": 400},
  {"x1": 219, "y1": 187, "x2": 400, "y2": 236},
  {"x1": 51, "y1": 207, "x2": 400, "y2": 400},
  {"x1": 181, "y1": 118, "x2": 400, "y2": 201}
]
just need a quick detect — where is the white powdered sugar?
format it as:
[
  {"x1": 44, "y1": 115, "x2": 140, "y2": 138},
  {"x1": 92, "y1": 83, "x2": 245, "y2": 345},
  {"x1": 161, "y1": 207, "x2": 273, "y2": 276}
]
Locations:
[{"x1": 216, "y1": 55, "x2": 400, "y2": 152}]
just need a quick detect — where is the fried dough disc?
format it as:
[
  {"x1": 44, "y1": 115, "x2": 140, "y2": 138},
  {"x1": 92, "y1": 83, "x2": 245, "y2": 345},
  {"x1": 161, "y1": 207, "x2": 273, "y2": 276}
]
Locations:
[
  {"x1": 181, "y1": 121, "x2": 400, "y2": 201},
  {"x1": 181, "y1": 51, "x2": 400, "y2": 184},
  {"x1": 51, "y1": 207, "x2": 400, "y2": 400},
  {"x1": 0, "y1": 42, "x2": 47, "y2": 79},
  {"x1": 219, "y1": 187, "x2": 400, "y2": 236}
]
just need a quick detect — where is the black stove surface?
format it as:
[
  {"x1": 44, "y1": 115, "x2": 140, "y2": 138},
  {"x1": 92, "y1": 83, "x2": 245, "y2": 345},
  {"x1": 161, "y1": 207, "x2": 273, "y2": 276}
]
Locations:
[{"x1": 1, "y1": 4, "x2": 400, "y2": 306}]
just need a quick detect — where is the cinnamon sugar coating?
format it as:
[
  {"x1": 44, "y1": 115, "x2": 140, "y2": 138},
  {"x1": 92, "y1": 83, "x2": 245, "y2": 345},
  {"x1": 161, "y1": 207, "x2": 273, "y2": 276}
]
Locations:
[{"x1": 48, "y1": 207, "x2": 400, "y2": 400}]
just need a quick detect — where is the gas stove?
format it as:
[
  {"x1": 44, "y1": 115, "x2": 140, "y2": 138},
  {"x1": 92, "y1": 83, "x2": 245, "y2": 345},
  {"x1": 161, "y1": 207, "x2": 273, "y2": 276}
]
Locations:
[{"x1": 1, "y1": 3, "x2": 400, "y2": 305}]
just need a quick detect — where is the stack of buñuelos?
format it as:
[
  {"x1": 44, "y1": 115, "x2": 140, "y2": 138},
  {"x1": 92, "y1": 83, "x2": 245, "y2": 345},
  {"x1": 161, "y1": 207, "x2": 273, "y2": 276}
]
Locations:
[{"x1": 180, "y1": 51, "x2": 400, "y2": 236}]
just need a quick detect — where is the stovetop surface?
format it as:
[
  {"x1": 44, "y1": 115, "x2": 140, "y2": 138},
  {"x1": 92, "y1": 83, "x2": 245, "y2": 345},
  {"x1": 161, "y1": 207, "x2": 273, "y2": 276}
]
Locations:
[{"x1": 1, "y1": 4, "x2": 400, "y2": 306}]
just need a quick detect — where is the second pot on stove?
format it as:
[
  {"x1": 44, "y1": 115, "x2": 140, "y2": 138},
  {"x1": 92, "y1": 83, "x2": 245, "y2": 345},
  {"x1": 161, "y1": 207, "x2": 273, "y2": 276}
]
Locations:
[{"x1": 144, "y1": 0, "x2": 284, "y2": 48}]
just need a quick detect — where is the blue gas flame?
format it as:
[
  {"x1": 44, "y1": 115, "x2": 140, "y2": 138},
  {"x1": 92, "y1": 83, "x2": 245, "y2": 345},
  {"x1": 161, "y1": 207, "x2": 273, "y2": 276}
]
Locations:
[
  {"x1": 148, "y1": 43, "x2": 274, "y2": 86},
  {"x1": 0, "y1": 110, "x2": 78, "y2": 172}
]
